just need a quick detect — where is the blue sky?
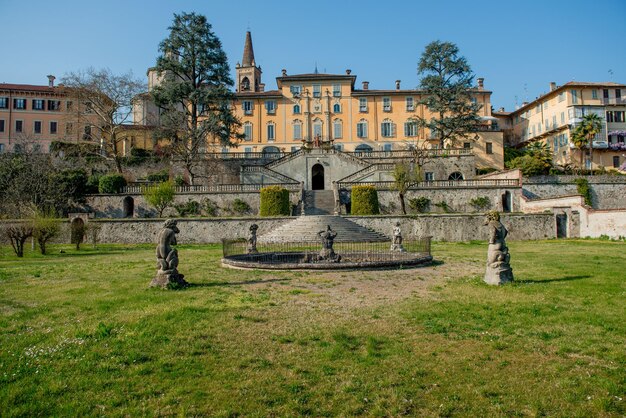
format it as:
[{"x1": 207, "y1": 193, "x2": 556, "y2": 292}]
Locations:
[{"x1": 2, "y1": 0, "x2": 625, "y2": 111}]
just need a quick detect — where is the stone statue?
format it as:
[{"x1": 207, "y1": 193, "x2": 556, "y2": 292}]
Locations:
[
  {"x1": 484, "y1": 211, "x2": 514, "y2": 285},
  {"x1": 318, "y1": 225, "x2": 341, "y2": 262},
  {"x1": 390, "y1": 222, "x2": 406, "y2": 252},
  {"x1": 151, "y1": 219, "x2": 188, "y2": 288},
  {"x1": 247, "y1": 224, "x2": 258, "y2": 254}
]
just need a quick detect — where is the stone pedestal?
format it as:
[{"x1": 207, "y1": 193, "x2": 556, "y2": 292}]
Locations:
[
  {"x1": 484, "y1": 262, "x2": 514, "y2": 285},
  {"x1": 151, "y1": 269, "x2": 188, "y2": 289}
]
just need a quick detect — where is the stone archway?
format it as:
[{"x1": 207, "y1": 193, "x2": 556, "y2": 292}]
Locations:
[
  {"x1": 123, "y1": 196, "x2": 134, "y2": 218},
  {"x1": 502, "y1": 191, "x2": 512, "y2": 213},
  {"x1": 312, "y1": 163, "x2": 325, "y2": 190}
]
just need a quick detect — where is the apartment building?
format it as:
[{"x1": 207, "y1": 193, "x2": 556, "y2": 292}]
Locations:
[{"x1": 495, "y1": 81, "x2": 626, "y2": 170}]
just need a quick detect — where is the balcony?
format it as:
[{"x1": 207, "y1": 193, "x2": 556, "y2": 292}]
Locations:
[{"x1": 602, "y1": 98, "x2": 626, "y2": 105}]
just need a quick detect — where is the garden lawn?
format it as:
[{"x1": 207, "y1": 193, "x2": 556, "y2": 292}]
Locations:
[{"x1": 0, "y1": 240, "x2": 624, "y2": 416}]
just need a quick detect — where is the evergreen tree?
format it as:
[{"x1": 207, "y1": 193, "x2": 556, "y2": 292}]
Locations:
[
  {"x1": 416, "y1": 41, "x2": 481, "y2": 149},
  {"x1": 152, "y1": 12, "x2": 243, "y2": 185}
]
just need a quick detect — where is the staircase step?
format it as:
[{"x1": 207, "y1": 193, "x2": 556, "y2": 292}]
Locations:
[{"x1": 304, "y1": 190, "x2": 335, "y2": 215}]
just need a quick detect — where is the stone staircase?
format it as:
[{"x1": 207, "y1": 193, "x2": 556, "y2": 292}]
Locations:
[
  {"x1": 259, "y1": 215, "x2": 390, "y2": 243},
  {"x1": 304, "y1": 190, "x2": 336, "y2": 215}
]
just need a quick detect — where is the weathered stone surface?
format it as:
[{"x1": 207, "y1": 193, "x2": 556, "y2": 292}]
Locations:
[
  {"x1": 483, "y1": 212, "x2": 514, "y2": 285},
  {"x1": 390, "y1": 222, "x2": 406, "y2": 252},
  {"x1": 153, "y1": 219, "x2": 188, "y2": 289},
  {"x1": 150, "y1": 271, "x2": 188, "y2": 289}
]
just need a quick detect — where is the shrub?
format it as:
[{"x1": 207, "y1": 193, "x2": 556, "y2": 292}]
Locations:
[
  {"x1": 174, "y1": 174, "x2": 186, "y2": 186},
  {"x1": 260, "y1": 186, "x2": 290, "y2": 216},
  {"x1": 142, "y1": 181, "x2": 175, "y2": 217},
  {"x1": 408, "y1": 197, "x2": 431, "y2": 213},
  {"x1": 70, "y1": 219, "x2": 86, "y2": 250},
  {"x1": 575, "y1": 178, "x2": 593, "y2": 206},
  {"x1": 86, "y1": 173, "x2": 102, "y2": 194},
  {"x1": 32, "y1": 212, "x2": 61, "y2": 255},
  {"x1": 98, "y1": 174, "x2": 127, "y2": 194},
  {"x1": 351, "y1": 186, "x2": 380, "y2": 215},
  {"x1": 434, "y1": 201, "x2": 451, "y2": 213},
  {"x1": 2, "y1": 223, "x2": 34, "y2": 257},
  {"x1": 174, "y1": 199, "x2": 201, "y2": 217},
  {"x1": 232, "y1": 198, "x2": 251, "y2": 215},
  {"x1": 470, "y1": 196, "x2": 491, "y2": 212},
  {"x1": 202, "y1": 198, "x2": 219, "y2": 217},
  {"x1": 507, "y1": 155, "x2": 550, "y2": 176},
  {"x1": 147, "y1": 170, "x2": 169, "y2": 183}
]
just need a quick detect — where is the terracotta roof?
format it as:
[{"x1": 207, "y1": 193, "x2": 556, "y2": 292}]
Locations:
[
  {"x1": 235, "y1": 90, "x2": 282, "y2": 98},
  {"x1": 0, "y1": 83, "x2": 61, "y2": 93}
]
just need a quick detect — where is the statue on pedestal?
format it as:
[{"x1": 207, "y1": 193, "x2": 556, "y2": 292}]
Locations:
[
  {"x1": 151, "y1": 219, "x2": 188, "y2": 288},
  {"x1": 247, "y1": 224, "x2": 258, "y2": 254},
  {"x1": 390, "y1": 222, "x2": 406, "y2": 252},
  {"x1": 484, "y1": 211, "x2": 514, "y2": 285},
  {"x1": 318, "y1": 225, "x2": 341, "y2": 262}
]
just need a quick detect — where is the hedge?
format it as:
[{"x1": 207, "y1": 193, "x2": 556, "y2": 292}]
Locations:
[
  {"x1": 98, "y1": 174, "x2": 127, "y2": 194},
  {"x1": 351, "y1": 185, "x2": 380, "y2": 215},
  {"x1": 260, "y1": 186, "x2": 290, "y2": 216}
]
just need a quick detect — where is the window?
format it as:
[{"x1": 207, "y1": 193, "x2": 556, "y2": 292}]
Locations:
[
  {"x1": 561, "y1": 112, "x2": 565, "y2": 124},
  {"x1": 293, "y1": 104, "x2": 301, "y2": 114},
  {"x1": 32, "y1": 99, "x2": 45, "y2": 111},
  {"x1": 0, "y1": 144, "x2": 4, "y2": 152},
  {"x1": 265, "y1": 100, "x2": 276, "y2": 114},
  {"x1": 359, "y1": 98, "x2": 367, "y2": 112},
  {"x1": 48, "y1": 100, "x2": 60, "y2": 111},
  {"x1": 383, "y1": 97, "x2": 391, "y2": 112},
  {"x1": 448, "y1": 172, "x2": 464, "y2": 180},
  {"x1": 486, "y1": 142, "x2": 493, "y2": 154},
  {"x1": 333, "y1": 119, "x2": 342, "y2": 139},
  {"x1": 244, "y1": 147, "x2": 252, "y2": 156},
  {"x1": 536, "y1": 104, "x2": 541, "y2": 114},
  {"x1": 356, "y1": 120, "x2": 368, "y2": 138},
  {"x1": 266, "y1": 123, "x2": 275, "y2": 141},
  {"x1": 558, "y1": 92, "x2": 565, "y2": 102},
  {"x1": 313, "y1": 84, "x2": 321, "y2": 98},
  {"x1": 332, "y1": 84, "x2": 341, "y2": 97},
  {"x1": 242, "y1": 100, "x2": 253, "y2": 115},
  {"x1": 34, "y1": 121, "x2": 42, "y2": 134},
  {"x1": 312, "y1": 120, "x2": 323, "y2": 138},
  {"x1": 333, "y1": 103, "x2": 341, "y2": 113},
  {"x1": 240, "y1": 77, "x2": 250, "y2": 91},
  {"x1": 0, "y1": 98, "x2": 7, "y2": 109},
  {"x1": 607, "y1": 111, "x2": 624, "y2": 123},
  {"x1": 552, "y1": 115, "x2": 557, "y2": 129},
  {"x1": 0, "y1": 120, "x2": 4, "y2": 132},
  {"x1": 15, "y1": 120, "x2": 23, "y2": 133},
  {"x1": 616, "y1": 89, "x2": 621, "y2": 99},
  {"x1": 404, "y1": 121, "x2": 418, "y2": 137},
  {"x1": 571, "y1": 89, "x2": 578, "y2": 104},
  {"x1": 291, "y1": 146, "x2": 299, "y2": 152},
  {"x1": 14, "y1": 99, "x2": 26, "y2": 109},
  {"x1": 83, "y1": 125, "x2": 92, "y2": 140},
  {"x1": 66, "y1": 123, "x2": 73, "y2": 135},
  {"x1": 424, "y1": 172, "x2": 434, "y2": 181},
  {"x1": 383, "y1": 143, "x2": 392, "y2": 151},
  {"x1": 463, "y1": 142, "x2": 471, "y2": 149},
  {"x1": 293, "y1": 121, "x2": 302, "y2": 140},
  {"x1": 381, "y1": 119, "x2": 395, "y2": 137},
  {"x1": 243, "y1": 122, "x2": 253, "y2": 141},
  {"x1": 406, "y1": 97, "x2": 414, "y2": 111},
  {"x1": 66, "y1": 101, "x2": 73, "y2": 112},
  {"x1": 290, "y1": 85, "x2": 301, "y2": 96},
  {"x1": 614, "y1": 156, "x2": 621, "y2": 168},
  {"x1": 333, "y1": 144, "x2": 343, "y2": 151},
  {"x1": 592, "y1": 89, "x2": 598, "y2": 99}
]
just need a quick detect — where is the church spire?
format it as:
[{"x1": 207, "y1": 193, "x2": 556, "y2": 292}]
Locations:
[{"x1": 242, "y1": 31, "x2": 255, "y2": 67}]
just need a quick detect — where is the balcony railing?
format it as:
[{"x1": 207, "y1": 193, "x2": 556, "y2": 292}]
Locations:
[
  {"x1": 602, "y1": 98, "x2": 626, "y2": 105},
  {"x1": 337, "y1": 178, "x2": 519, "y2": 190},
  {"x1": 121, "y1": 182, "x2": 301, "y2": 194}
]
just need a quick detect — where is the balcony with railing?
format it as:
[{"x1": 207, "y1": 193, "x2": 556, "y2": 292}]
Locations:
[{"x1": 602, "y1": 97, "x2": 626, "y2": 105}]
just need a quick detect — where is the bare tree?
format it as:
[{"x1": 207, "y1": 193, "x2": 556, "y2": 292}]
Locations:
[{"x1": 61, "y1": 68, "x2": 146, "y2": 173}]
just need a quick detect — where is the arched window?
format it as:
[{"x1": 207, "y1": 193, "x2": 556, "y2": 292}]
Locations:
[
  {"x1": 356, "y1": 119, "x2": 368, "y2": 138},
  {"x1": 293, "y1": 104, "x2": 301, "y2": 114},
  {"x1": 241, "y1": 77, "x2": 250, "y2": 91},
  {"x1": 381, "y1": 118, "x2": 395, "y2": 138},
  {"x1": 448, "y1": 172, "x2": 464, "y2": 180},
  {"x1": 333, "y1": 103, "x2": 341, "y2": 113},
  {"x1": 312, "y1": 119, "x2": 323, "y2": 138},
  {"x1": 243, "y1": 122, "x2": 253, "y2": 141},
  {"x1": 355, "y1": 144, "x2": 373, "y2": 155},
  {"x1": 333, "y1": 119, "x2": 342, "y2": 139},
  {"x1": 266, "y1": 122, "x2": 275, "y2": 141},
  {"x1": 292, "y1": 119, "x2": 302, "y2": 140}
]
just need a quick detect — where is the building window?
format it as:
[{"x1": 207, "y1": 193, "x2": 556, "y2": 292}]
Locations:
[
  {"x1": 66, "y1": 123, "x2": 73, "y2": 135},
  {"x1": 356, "y1": 120, "x2": 368, "y2": 138},
  {"x1": 332, "y1": 84, "x2": 341, "y2": 97},
  {"x1": 607, "y1": 111, "x2": 625, "y2": 123},
  {"x1": 244, "y1": 146, "x2": 252, "y2": 156},
  {"x1": 32, "y1": 99, "x2": 45, "y2": 111},
  {"x1": 333, "y1": 103, "x2": 341, "y2": 113},
  {"x1": 0, "y1": 144, "x2": 4, "y2": 152},
  {"x1": 0, "y1": 120, "x2": 4, "y2": 132},
  {"x1": 34, "y1": 121, "x2": 42, "y2": 134},
  {"x1": 48, "y1": 100, "x2": 61, "y2": 111},
  {"x1": 243, "y1": 122, "x2": 253, "y2": 141},
  {"x1": 265, "y1": 100, "x2": 276, "y2": 114},
  {"x1": 592, "y1": 89, "x2": 598, "y2": 99},
  {"x1": 333, "y1": 119, "x2": 342, "y2": 139},
  {"x1": 312, "y1": 120, "x2": 323, "y2": 138},
  {"x1": 424, "y1": 172, "x2": 434, "y2": 181},
  {"x1": 406, "y1": 97, "x2": 414, "y2": 111},
  {"x1": 614, "y1": 156, "x2": 621, "y2": 168},
  {"x1": 0, "y1": 98, "x2": 7, "y2": 109},
  {"x1": 15, "y1": 120, "x2": 23, "y2": 133},
  {"x1": 463, "y1": 142, "x2": 471, "y2": 149},
  {"x1": 381, "y1": 119, "x2": 395, "y2": 137},
  {"x1": 293, "y1": 120, "x2": 302, "y2": 140},
  {"x1": 83, "y1": 125, "x2": 92, "y2": 140},
  {"x1": 240, "y1": 77, "x2": 250, "y2": 91},
  {"x1": 290, "y1": 85, "x2": 301, "y2": 96},
  {"x1": 486, "y1": 142, "x2": 493, "y2": 154},
  {"x1": 14, "y1": 99, "x2": 26, "y2": 110},
  {"x1": 404, "y1": 121, "x2": 418, "y2": 137},
  {"x1": 359, "y1": 98, "x2": 367, "y2": 112},
  {"x1": 291, "y1": 146, "x2": 299, "y2": 152},
  {"x1": 293, "y1": 104, "x2": 301, "y2": 114},
  {"x1": 383, "y1": 143, "x2": 392, "y2": 151},
  {"x1": 558, "y1": 92, "x2": 565, "y2": 102},
  {"x1": 266, "y1": 123, "x2": 275, "y2": 141},
  {"x1": 571, "y1": 89, "x2": 578, "y2": 104},
  {"x1": 313, "y1": 84, "x2": 321, "y2": 98},
  {"x1": 66, "y1": 101, "x2": 73, "y2": 112},
  {"x1": 535, "y1": 104, "x2": 541, "y2": 114},
  {"x1": 448, "y1": 172, "x2": 464, "y2": 180},
  {"x1": 383, "y1": 97, "x2": 391, "y2": 112},
  {"x1": 242, "y1": 100, "x2": 253, "y2": 115},
  {"x1": 616, "y1": 89, "x2": 622, "y2": 99}
]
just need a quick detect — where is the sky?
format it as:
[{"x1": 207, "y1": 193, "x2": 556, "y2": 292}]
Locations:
[{"x1": 2, "y1": 0, "x2": 625, "y2": 111}]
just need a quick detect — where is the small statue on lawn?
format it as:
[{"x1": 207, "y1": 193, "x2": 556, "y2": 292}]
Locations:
[
  {"x1": 151, "y1": 219, "x2": 188, "y2": 288},
  {"x1": 247, "y1": 223, "x2": 259, "y2": 254},
  {"x1": 390, "y1": 222, "x2": 406, "y2": 252},
  {"x1": 484, "y1": 211, "x2": 514, "y2": 285},
  {"x1": 318, "y1": 225, "x2": 341, "y2": 262}
]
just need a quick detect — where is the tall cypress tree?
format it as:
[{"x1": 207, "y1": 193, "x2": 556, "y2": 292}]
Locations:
[
  {"x1": 152, "y1": 12, "x2": 242, "y2": 185},
  {"x1": 416, "y1": 41, "x2": 481, "y2": 149}
]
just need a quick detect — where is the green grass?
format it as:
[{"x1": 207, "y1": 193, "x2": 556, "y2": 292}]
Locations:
[{"x1": 0, "y1": 240, "x2": 624, "y2": 416}]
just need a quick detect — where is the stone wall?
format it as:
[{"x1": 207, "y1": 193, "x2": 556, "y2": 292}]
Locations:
[{"x1": 523, "y1": 177, "x2": 626, "y2": 209}]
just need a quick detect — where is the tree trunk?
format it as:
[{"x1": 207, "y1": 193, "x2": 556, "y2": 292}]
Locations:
[
  {"x1": 399, "y1": 192, "x2": 407, "y2": 215},
  {"x1": 114, "y1": 156, "x2": 123, "y2": 174},
  {"x1": 588, "y1": 136, "x2": 594, "y2": 176}
]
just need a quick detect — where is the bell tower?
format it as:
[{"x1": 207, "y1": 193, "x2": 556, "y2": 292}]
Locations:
[{"x1": 236, "y1": 31, "x2": 262, "y2": 92}]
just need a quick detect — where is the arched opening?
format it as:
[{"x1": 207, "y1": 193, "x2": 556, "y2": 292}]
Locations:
[
  {"x1": 262, "y1": 146, "x2": 280, "y2": 155},
  {"x1": 312, "y1": 163, "x2": 325, "y2": 190},
  {"x1": 355, "y1": 144, "x2": 373, "y2": 155},
  {"x1": 502, "y1": 191, "x2": 512, "y2": 213},
  {"x1": 448, "y1": 172, "x2": 464, "y2": 180},
  {"x1": 240, "y1": 77, "x2": 250, "y2": 91},
  {"x1": 123, "y1": 196, "x2": 134, "y2": 218}
]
